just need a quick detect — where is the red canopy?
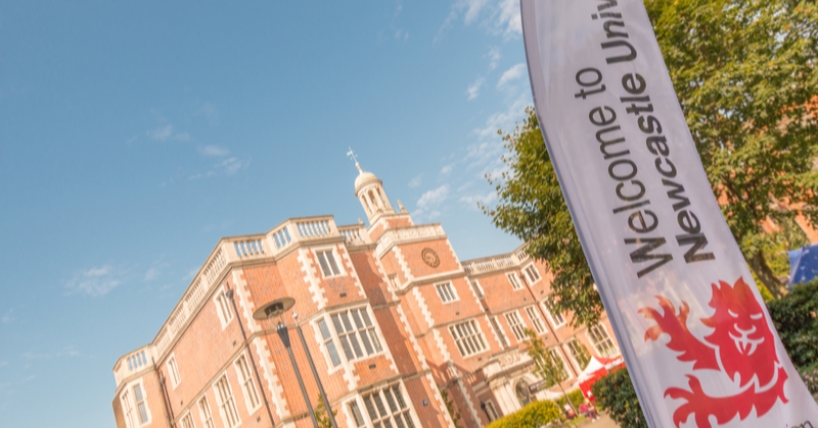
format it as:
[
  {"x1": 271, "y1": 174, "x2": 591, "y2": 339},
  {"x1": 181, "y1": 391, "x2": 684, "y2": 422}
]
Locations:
[{"x1": 577, "y1": 356, "x2": 624, "y2": 401}]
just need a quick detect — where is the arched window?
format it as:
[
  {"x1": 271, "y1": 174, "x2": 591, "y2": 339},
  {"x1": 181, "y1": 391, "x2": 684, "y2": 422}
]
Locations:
[{"x1": 515, "y1": 379, "x2": 531, "y2": 407}]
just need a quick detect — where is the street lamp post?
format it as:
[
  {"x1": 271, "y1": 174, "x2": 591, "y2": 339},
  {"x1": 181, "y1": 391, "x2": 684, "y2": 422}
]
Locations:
[
  {"x1": 254, "y1": 298, "x2": 319, "y2": 428},
  {"x1": 293, "y1": 311, "x2": 339, "y2": 428}
]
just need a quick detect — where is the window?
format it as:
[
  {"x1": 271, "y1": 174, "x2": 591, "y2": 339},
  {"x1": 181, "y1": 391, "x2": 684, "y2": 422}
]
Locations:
[
  {"x1": 198, "y1": 396, "x2": 216, "y2": 428},
  {"x1": 316, "y1": 249, "x2": 342, "y2": 277},
  {"x1": 484, "y1": 400, "x2": 499, "y2": 421},
  {"x1": 504, "y1": 311, "x2": 527, "y2": 341},
  {"x1": 506, "y1": 272, "x2": 522, "y2": 290},
  {"x1": 548, "y1": 348, "x2": 570, "y2": 383},
  {"x1": 180, "y1": 412, "x2": 195, "y2": 428},
  {"x1": 214, "y1": 293, "x2": 233, "y2": 328},
  {"x1": 214, "y1": 374, "x2": 240, "y2": 428},
  {"x1": 449, "y1": 319, "x2": 488, "y2": 357},
  {"x1": 349, "y1": 400, "x2": 366, "y2": 427},
  {"x1": 133, "y1": 383, "x2": 149, "y2": 424},
  {"x1": 234, "y1": 355, "x2": 261, "y2": 412},
  {"x1": 331, "y1": 308, "x2": 382, "y2": 362},
  {"x1": 470, "y1": 280, "x2": 484, "y2": 299},
  {"x1": 524, "y1": 264, "x2": 541, "y2": 284},
  {"x1": 362, "y1": 384, "x2": 416, "y2": 428},
  {"x1": 490, "y1": 316, "x2": 508, "y2": 348},
  {"x1": 525, "y1": 306, "x2": 547, "y2": 335},
  {"x1": 121, "y1": 390, "x2": 136, "y2": 428},
  {"x1": 317, "y1": 318, "x2": 342, "y2": 367},
  {"x1": 543, "y1": 301, "x2": 565, "y2": 327},
  {"x1": 588, "y1": 324, "x2": 619, "y2": 357},
  {"x1": 167, "y1": 355, "x2": 181, "y2": 388},
  {"x1": 566, "y1": 338, "x2": 591, "y2": 370},
  {"x1": 435, "y1": 282, "x2": 458, "y2": 303}
]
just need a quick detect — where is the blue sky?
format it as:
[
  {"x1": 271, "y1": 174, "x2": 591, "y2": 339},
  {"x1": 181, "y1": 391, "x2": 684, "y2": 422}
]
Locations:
[{"x1": 0, "y1": 1, "x2": 531, "y2": 426}]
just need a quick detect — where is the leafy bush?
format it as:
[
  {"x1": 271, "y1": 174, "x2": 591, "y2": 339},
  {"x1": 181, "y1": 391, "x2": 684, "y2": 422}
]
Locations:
[
  {"x1": 798, "y1": 364, "x2": 818, "y2": 394},
  {"x1": 485, "y1": 400, "x2": 561, "y2": 428},
  {"x1": 592, "y1": 368, "x2": 647, "y2": 428},
  {"x1": 767, "y1": 279, "x2": 818, "y2": 368},
  {"x1": 555, "y1": 389, "x2": 585, "y2": 410}
]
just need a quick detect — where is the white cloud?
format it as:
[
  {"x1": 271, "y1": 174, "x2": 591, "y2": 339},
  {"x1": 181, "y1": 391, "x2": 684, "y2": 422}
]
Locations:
[
  {"x1": 474, "y1": 93, "x2": 528, "y2": 138},
  {"x1": 1, "y1": 309, "x2": 14, "y2": 324},
  {"x1": 408, "y1": 174, "x2": 423, "y2": 188},
  {"x1": 495, "y1": 0, "x2": 521, "y2": 37},
  {"x1": 147, "y1": 124, "x2": 174, "y2": 141},
  {"x1": 460, "y1": 191, "x2": 497, "y2": 208},
  {"x1": 146, "y1": 124, "x2": 192, "y2": 142},
  {"x1": 417, "y1": 185, "x2": 450, "y2": 210},
  {"x1": 65, "y1": 265, "x2": 123, "y2": 297},
  {"x1": 467, "y1": 77, "x2": 485, "y2": 100},
  {"x1": 183, "y1": 267, "x2": 199, "y2": 281},
  {"x1": 438, "y1": 0, "x2": 521, "y2": 41},
  {"x1": 487, "y1": 46, "x2": 502, "y2": 70},
  {"x1": 219, "y1": 157, "x2": 248, "y2": 175},
  {"x1": 497, "y1": 63, "x2": 526, "y2": 88},
  {"x1": 198, "y1": 145, "x2": 230, "y2": 157},
  {"x1": 56, "y1": 346, "x2": 80, "y2": 358},
  {"x1": 144, "y1": 267, "x2": 160, "y2": 281},
  {"x1": 200, "y1": 103, "x2": 219, "y2": 124},
  {"x1": 441, "y1": 165, "x2": 453, "y2": 174},
  {"x1": 21, "y1": 351, "x2": 51, "y2": 361}
]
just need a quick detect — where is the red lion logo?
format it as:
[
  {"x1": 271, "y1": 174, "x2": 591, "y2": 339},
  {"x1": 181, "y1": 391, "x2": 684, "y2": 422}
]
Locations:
[{"x1": 639, "y1": 277, "x2": 788, "y2": 427}]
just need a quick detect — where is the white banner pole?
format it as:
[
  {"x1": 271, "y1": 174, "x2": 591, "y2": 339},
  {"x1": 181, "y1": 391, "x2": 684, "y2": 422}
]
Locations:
[{"x1": 520, "y1": 1, "x2": 818, "y2": 427}]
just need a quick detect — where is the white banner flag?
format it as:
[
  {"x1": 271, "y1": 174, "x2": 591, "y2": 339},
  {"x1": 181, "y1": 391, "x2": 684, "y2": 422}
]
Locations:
[{"x1": 520, "y1": 1, "x2": 818, "y2": 427}]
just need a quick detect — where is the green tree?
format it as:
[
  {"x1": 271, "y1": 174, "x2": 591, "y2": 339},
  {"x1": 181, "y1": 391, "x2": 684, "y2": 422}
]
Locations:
[
  {"x1": 524, "y1": 329, "x2": 575, "y2": 416},
  {"x1": 314, "y1": 394, "x2": 337, "y2": 428},
  {"x1": 484, "y1": 0, "x2": 818, "y2": 323},
  {"x1": 439, "y1": 387, "x2": 464, "y2": 428}
]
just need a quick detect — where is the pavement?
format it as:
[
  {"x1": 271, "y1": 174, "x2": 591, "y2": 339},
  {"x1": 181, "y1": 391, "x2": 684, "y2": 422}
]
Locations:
[{"x1": 573, "y1": 414, "x2": 619, "y2": 428}]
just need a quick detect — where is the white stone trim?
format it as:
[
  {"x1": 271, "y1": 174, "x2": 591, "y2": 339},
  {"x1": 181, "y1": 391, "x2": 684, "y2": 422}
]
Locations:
[
  {"x1": 392, "y1": 246, "x2": 414, "y2": 284},
  {"x1": 411, "y1": 287, "x2": 435, "y2": 330},
  {"x1": 298, "y1": 248, "x2": 328, "y2": 310},
  {"x1": 428, "y1": 373, "x2": 456, "y2": 428}
]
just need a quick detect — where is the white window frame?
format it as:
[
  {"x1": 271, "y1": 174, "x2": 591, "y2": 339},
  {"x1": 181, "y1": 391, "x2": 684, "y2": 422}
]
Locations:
[
  {"x1": 360, "y1": 382, "x2": 418, "y2": 428},
  {"x1": 484, "y1": 400, "x2": 499, "y2": 421},
  {"x1": 167, "y1": 354, "x2": 181, "y2": 389},
  {"x1": 347, "y1": 398, "x2": 367, "y2": 428},
  {"x1": 565, "y1": 337, "x2": 588, "y2": 370},
  {"x1": 549, "y1": 348, "x2": 571, "y2": 381},
  {"x1": 214, "y1": 292, "x2": 233, "y2": 329},
  {"x1": 316, "y1": 317, "x2": 343, "y2": 369},
  {"x1": 328, "y1": 306, "x2": 384, "y2": 363},
  {"x1": 234, "y1": 353, "x2": 262, "y2": 414},
  {"x1": 214, "y1": 373, "x2": 241, "y2": 428},
  {"x1": 504, "y1": 311, "x2": 528, "y2": 341},
  {"x1": 180, "y1": 411, "x2": 195, "y2": 428},
  {"x1": 542, "y1": 300, "x2": 565, "y2": 328},
  {"x1": 121, "y1": 389, "x2": 136, "y2": 428},
  {"x1": 315, "y1": 247, "x2": 344, "y2": 278},
  {"x1": 469, "y1": 279, "x2": 485, "y2": 299},
  {"x1": 525, "y1": 306, "x2": 547, "y2": 335},
  {"x1": 435, "y1": 281, "x2": 459, "y2": 303},
  {"x1": 523, "y1": 263, "x2": 541, "y2": 284},
  {"x1": 198, "y1": 395, "x2": 216, "y2": 428},
  {"x1": 489, "y1": 316, "x2": 509, "y2": 349},
  {"x1": 506, "y1": 272, "x2": 523, "y2": 290},
  {"x1": 449, "y1": 319, "x2": 488, "y2": 357},
  {"x1": 122, "y1": 379, "x2": 151, "y2": 427},
  {"x1": 587, "y1": 324, "x2": 620, "y2": 358}
]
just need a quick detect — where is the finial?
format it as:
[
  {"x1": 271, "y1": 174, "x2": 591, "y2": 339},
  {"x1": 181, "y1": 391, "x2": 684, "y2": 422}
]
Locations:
[
  {"x1": 397, "y1": 199, "x2": 407, "y2": 213},
  {"x1": 346, "y1": 147, "x2": 362, "y2": 173},
  {"x1": 358, "y1": 218, "x2": 364, "y2": 225}
]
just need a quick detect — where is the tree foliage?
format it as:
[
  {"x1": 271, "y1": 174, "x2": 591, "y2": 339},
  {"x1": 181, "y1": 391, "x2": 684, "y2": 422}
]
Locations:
[
  {"x1": 485, "y1": 400, "x2": 561, "y2": 428},
  {"x1": 314, "y1": 394, "x2": 337, "y2": 428},
  {"x1": 485, "y1": 0, "x2": 818, "y2": 322},
  {"x1": 592, "y1": 368, "x2": 648, "y2": 428},
  {"x1": 767, "y1": 279, "x2": 818, "y2": 368}
]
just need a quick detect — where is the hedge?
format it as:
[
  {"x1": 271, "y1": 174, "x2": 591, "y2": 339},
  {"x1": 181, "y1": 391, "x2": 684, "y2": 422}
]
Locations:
[
  {"x1": 485, "y1": 399, "x2": 561, "y2": 428},
  {"x1": 554, "y1": 389, "x2": 585, "y2": 410},
  {"x1": 592, "y1": 368, "x2": 648, "y2": 428},
  {"x1": 767, "y1": 279, "x2": 818, "y2": 368}
]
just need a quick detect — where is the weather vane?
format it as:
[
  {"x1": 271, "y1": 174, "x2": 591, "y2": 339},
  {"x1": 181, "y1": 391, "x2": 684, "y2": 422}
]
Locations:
[{"x1": 346, "y1": 147, "x2": 362, "y2": 172}]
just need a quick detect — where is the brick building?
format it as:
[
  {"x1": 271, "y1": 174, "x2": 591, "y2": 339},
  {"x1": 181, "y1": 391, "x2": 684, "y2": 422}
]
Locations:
[{"x1": 111, "y1": 164, "x2": 621, "y2": 428}]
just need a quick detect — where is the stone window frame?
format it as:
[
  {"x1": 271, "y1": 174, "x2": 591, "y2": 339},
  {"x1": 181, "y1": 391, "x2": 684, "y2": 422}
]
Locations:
[
  {"x1": 435, "y1": 281, "x2": 459, "y2": 304},
  {"x1": 323, "y1": 305, "x2": 385, "y2": 366},
  {"x1": 523, "y1": 263, "x2": 542, "y2": 284},
  {"x1": 121, "y1": 378, "x2": 151, "y2": 428},
  {"x1": 198, "y1": 395, "x2": 216, "y2": 428},
  {"x1": 506, "y1": 272, "x2": 523, "y2": 291},
  {"x1": 587, "y1": 324, "x2": 620, "y2": 358},
  {"x1": 542, "y1": 300, "x2": 566, "y2": 328},
  {"x1": 504, "y1": 310, "x2": 528, "y2": 341},
  {"x1": 213, "y1": 291, "x2": 234, "y2": 329},
  {"x1": 359, "y1": 382, "x2": 419, "y2": 428},
  {"x1": 524, "y1": 306, "x2": 547, "y2": 335},
  {"x1": 314, "y1": 246, "x2": 345, "y2": 278},
  {"x1": 213, "y1": 372, "x2": 241, "y2": 428},
  {"x1": 449, "y1": 319, "x2": 489, "y2": 358},
  {"x1": 167, "y1": 353, "x2": 181, "y2": 389},
  {"x1": 234, "y1": 352, "x2": 262, "y2": 414}
]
